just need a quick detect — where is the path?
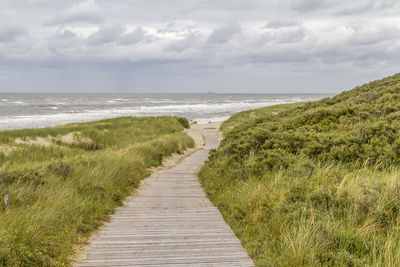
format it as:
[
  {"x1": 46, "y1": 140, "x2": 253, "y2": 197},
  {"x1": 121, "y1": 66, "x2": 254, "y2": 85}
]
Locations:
[{"x1": 77, "y1": 124, "x2": 254, "y2": 266}]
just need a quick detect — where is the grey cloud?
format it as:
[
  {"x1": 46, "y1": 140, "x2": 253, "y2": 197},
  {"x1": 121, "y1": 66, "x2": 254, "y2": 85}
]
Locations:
[
  {"x1": 263, "y1": 20, "x2": 301, "y2": 29},
  {"x1": 288, "y1": 0, "x2": 399, "y2": 15},
  {"x1": 55, "y1": 29, "x2": 77, "y2": 40},
  {"x1": 86, "y1": 23, "x2": 125, "y2": 45},
  {"x1": 164, "y1": 32, "x2": 203, "y2": 52},
  {"x1": 275, "y1": 27, "x2": 306, "y2": 44},
  {"x1": 157, "y1": 22, "x2": 196, "y2": 35},
  {"x1": 337, "y1": 0, "x2": 400, "y2": 15},
  {"x1": 44, "y1": 0, "x2": 103, "y2": 26},
  {"x1": 119, "y1": 27, "x2": 149, "y2": 45},
  {"x1": 256, "y1": 25, "x2": 306, "y2": 46},
  {"x1": 289, "y1": 0, "x2": 333, "y2": 12},
  {"x1": 48, "y1": 29, "x2": 81, "y2": 53},
  {"x1": 348, "y1": 24, "x2": 400, "y2": 46},
  {"x1": 246, "y1": 49, "x2": 309, "y2": 64},
  {"x1": 1, "y1": 0, "x2": 400, "y2": 93},
  {"x1": 0, "y1": 23, "x2": 27, "y2": 43},
  {"x1": 207, "y1": 23, "x2": 241, "y2": 44},
  {"x1": 315, "y1": 46, "x2": 387, "y2": 65}
]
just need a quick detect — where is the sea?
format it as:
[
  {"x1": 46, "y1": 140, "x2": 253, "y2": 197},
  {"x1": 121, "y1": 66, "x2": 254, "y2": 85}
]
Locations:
[{"x1": 0, "y1": 93, "x2": 331, "y2": 130}]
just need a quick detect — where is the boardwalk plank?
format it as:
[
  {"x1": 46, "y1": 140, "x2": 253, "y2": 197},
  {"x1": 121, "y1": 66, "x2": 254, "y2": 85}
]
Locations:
[{"x1": 77, "y1": 127, "x2": 254, "y2": 266}]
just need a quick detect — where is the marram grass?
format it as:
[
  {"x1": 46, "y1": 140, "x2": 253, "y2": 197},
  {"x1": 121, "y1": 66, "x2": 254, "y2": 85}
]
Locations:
[
  {"x1": 199, "y1": 73, "x2": 400, "y2": 266},
  {"x1": 0, "y1": 116, "x2": 193, "y2": 266}
]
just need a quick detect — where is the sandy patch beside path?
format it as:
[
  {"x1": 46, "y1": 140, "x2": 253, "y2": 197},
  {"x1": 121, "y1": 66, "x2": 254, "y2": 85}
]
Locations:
[
  {"x1": 187, "y1": 122, "x2": 223, "y2": 148},
  {"x1": 13, "y1": 132, "x2": 92, "y2": 147},
  {"x1": 151, "y1": 122, "x2": 222, "y2": 173}
]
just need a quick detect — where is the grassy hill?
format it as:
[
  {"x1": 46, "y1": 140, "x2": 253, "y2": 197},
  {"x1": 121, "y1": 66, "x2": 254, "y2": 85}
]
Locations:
[
  {"x1": 199, "y1": 73, "x2": 400, "y2": 266},
  {"x1": 0, "y1": 116, "x2": 193, "y2": 266}
]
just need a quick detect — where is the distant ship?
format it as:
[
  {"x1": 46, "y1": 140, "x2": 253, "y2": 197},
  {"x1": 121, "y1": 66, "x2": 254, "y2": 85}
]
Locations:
[{"x1": 206, "y1": 91, "x2": 215, "y2": 94}]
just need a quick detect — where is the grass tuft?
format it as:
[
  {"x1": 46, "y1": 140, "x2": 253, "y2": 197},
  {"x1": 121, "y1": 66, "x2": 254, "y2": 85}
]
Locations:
[{"x1": 0, "y1": 116, "x2": 194, "y2": 266}]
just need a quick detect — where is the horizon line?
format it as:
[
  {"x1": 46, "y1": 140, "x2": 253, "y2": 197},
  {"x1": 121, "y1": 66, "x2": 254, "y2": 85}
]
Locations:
[{"x1": 0, "y1": 92, "x2": 336, "y2": 95}]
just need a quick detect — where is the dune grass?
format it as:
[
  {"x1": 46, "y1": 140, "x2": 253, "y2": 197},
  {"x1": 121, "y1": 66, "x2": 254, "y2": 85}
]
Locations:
[
  {"x1": 199, "y1": 73, "x2": 400, "y2": 266},
  {"x1": 0, "y1": 116, "x2": 194, "y2": 266}
]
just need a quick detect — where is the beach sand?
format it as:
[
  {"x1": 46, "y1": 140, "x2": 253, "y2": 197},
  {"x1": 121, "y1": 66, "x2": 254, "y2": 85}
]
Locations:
[{"x1": 151, "y1": 121, "x2": 222, "y2": 173}]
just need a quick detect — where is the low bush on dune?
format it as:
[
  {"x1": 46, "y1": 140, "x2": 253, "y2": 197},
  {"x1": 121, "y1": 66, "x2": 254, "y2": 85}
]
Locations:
[
  {"x1": 0, "y1": 116, "x2": 194, "y2": 266},
  {"x1": 176, "y1": 117, "x2": 190, "y2": 129},
  {"x1": 199, "y1": 73, "x2": 400, "y2": 266}
]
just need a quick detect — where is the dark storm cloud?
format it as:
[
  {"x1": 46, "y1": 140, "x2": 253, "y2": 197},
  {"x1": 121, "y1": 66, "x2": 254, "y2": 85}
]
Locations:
[{"x1": 0, "y1": 0, "x2": 399, "y2": 93}]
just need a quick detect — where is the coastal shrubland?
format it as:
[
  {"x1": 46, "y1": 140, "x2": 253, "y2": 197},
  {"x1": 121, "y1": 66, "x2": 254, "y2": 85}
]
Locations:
[
  {"x1": 199, "y1": 73, "x2": 400, "y2": 266},
  {"x1": 0, "y1": 116, "x2": 193, "y2": 266}
]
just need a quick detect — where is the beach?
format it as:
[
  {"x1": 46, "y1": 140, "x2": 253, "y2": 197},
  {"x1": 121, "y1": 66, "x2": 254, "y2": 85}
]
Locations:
[{"x1": 0, "y1": 93, "x2": 328, "y2": 130}]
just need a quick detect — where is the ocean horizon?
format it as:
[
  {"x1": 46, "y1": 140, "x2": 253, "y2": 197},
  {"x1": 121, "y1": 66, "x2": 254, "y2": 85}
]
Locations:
[{"x1": 0, "y1": 93, "x2": 331, "y2": 130}]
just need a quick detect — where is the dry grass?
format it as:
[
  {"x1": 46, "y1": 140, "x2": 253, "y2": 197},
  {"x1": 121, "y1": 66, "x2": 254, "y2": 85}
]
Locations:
[{"x1": 0, "y1": 116, "x2": 194, "y2": 266}]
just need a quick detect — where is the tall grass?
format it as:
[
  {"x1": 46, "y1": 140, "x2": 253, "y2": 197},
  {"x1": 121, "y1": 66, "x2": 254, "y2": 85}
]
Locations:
[
  {"x1": 0, "y1": 116, "x2": 193, "y2": 266},
  {"x1": 199, "y1": 73, "x2": 400, "y2": 266},
  {"x1": 201, "y1": 159, "x2": 400, "y2": 266}
]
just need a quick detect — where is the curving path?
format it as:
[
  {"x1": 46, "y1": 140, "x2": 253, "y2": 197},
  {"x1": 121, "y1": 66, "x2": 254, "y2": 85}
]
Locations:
[{"x1": 77, "y1": 124, "x2": 254, "y2": 267}]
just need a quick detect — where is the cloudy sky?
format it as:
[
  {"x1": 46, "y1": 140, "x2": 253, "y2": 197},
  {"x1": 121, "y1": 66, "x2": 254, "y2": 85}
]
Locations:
[{"x1": 0, "y1": 0, "x2": 399, "y2": 93}]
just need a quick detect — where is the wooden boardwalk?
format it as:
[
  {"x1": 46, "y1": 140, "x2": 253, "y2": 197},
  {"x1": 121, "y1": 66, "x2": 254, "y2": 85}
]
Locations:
[{"x1": 77, "y1": 126, "x2": 254, "y2": 267}]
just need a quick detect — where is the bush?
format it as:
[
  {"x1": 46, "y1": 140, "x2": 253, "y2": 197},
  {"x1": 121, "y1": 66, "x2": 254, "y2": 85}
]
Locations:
[
  {"x1": 199, "y1": 73, "x2": 400, "y2": 266},
  {"x1": 176, "y1": 117, "x2": 190, "y2": 129}
]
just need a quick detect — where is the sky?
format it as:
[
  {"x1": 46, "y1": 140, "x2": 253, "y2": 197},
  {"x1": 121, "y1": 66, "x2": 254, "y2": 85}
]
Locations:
[{"x1": 0, "y1": 0, "x2": 399, "y2": 93}]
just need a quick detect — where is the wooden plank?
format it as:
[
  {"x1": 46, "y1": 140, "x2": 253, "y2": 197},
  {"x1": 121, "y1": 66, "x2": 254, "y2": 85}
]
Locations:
[{"x1": 76, "y1": 127, "x2": 254, "y2": 266}]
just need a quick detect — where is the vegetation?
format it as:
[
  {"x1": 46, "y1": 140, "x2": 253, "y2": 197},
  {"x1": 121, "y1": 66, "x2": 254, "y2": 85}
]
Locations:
[
  {"x1": 0, "y1": 116, "x2": 194, "y2": 266},
  {"x1": 199, "y1": 73, "x2": 400, "y2": 266}
]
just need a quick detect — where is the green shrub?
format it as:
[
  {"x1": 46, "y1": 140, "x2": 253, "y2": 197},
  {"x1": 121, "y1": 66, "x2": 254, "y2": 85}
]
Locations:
[
  {"x1": 200, "y1": 73, "x2": 400, "y2": 266},
  {"x1": 176, "y1": 117, "x2": 190, "y2": 129}
]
